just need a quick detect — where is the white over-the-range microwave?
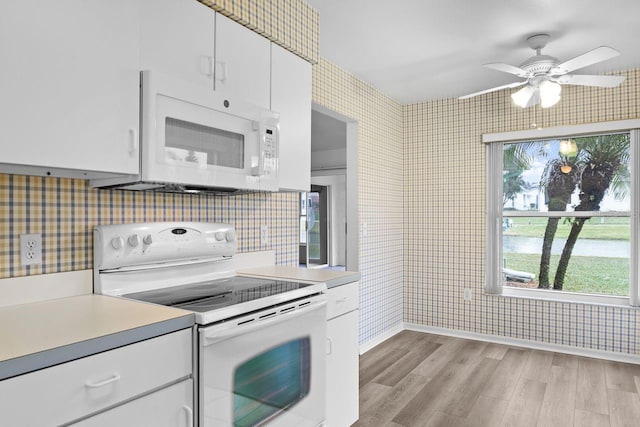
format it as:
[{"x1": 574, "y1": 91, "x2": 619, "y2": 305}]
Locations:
[{"x1": 91, "y1": 71, "x2": 279, "y2": 194}]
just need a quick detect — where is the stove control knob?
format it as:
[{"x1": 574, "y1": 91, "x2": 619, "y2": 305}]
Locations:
[
  {"x1": 225, "y1": 231, "x2": 236, "y2": 242},
  {"x1": 111, "y1": 237, "x2": 125, "y2": 250},
  {"x1": 143, "y1": 235, "x2": 153, "y2": 245},
  {"x1": 215, "y1": 232, "x2": 225, "y2": 241},
  {"x1": 128, "y1": 234, "x2": 140, "y2": 247}
]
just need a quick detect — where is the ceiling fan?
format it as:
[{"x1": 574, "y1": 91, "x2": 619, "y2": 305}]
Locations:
[{"x1": 459, "y1": 34, "x2": 625, "y2": 108}]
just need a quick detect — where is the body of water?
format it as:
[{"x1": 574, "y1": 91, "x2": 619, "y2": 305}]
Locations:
[{"x1": 503, "y1": 235, "x2": 629, "y2": 258}]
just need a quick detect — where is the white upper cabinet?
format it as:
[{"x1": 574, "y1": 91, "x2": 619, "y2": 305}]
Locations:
[
  {"x1": 0, "y1": 0, "x2": 140, "y2": 178},
  {"x1": 215, "y1": 13, "x2": 271, "y2": 110},
  {"x1": 271, "y1": 43, "x2": 312, "y2": 191},
  {"x1": 140, "y1": 0, "x2": 215, "y2": 89}
]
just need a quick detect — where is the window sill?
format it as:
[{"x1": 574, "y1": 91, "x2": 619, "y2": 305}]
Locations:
[{"x1": 499, "y1": 286, "x2": 632, "y2": 308}]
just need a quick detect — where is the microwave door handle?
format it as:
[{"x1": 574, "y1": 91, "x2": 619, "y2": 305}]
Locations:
[
  {"x1": 202, "y1": 300, "x2": 327, "y2": 346},
  {"x1": 251, "y1": 120, "x2": 262, "y2": 176},
  {"x1": 214, "y1": 61, "x2": 226, "y2": 82},
  {"x1": 251, "y1": 120, "x2": 264, "y2": 176}
]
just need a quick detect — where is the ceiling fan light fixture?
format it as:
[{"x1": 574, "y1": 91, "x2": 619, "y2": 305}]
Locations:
[
  {"x1": 539, "y1": 80, "x2": 561, "y2": 108},
  {"x1": 511, "y1": 85, "x2": 535, "y2": 108}
]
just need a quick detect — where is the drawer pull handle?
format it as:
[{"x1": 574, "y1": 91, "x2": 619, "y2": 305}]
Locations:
[
  {"x1": 337, "y1": 297, "x2": 350, "y2": 303},
  {"x1": 85, "y1": 373, "x2": 121, "y2": 388}
]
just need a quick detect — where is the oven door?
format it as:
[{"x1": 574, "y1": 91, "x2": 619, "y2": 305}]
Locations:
[{"x1": 198, "y1": 296, "x2": 327, "y2": 427}]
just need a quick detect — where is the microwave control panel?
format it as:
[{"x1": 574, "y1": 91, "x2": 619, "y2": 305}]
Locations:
[{"x1": 263, "y1": 127, "x2": 277, "y2": 160}]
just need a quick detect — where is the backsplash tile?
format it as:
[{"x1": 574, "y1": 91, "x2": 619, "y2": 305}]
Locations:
[{"x1": 0, "y1": 174, "x2": 298, "y2": 279}]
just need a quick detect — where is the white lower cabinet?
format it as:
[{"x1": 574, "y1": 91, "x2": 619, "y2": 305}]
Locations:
[
  {"x1": 72, "y1": 379, "x2": 193, "y2": 427},
  {"x1": 0, "y1": 329, "x2": 192, "y2": 426},
  {"x1": 326, "y1": 282, "x2": 359, "y2": 426}
]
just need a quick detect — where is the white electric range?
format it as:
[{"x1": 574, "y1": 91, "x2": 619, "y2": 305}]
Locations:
[{"x1": 93, "y1": 222, "x2": 327, "y2": 427}]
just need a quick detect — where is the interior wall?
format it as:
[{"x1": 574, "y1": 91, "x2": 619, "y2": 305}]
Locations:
[
  {"x1": 404, "y1": 68, "x2": 640, "y2": 356},
  {"x1": 311, "y1": 148, "x2": 347, "y2": 170},
  {"x1": 313, "y1": 57, "x2": 404, "y2": 346}
]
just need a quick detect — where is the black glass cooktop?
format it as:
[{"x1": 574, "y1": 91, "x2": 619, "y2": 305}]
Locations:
[{"x1": 123, "y1": 276, "x2": 315, "y2": 313}]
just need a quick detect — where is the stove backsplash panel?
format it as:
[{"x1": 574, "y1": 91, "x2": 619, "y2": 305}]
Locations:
[{"x1": 0, "y1": 174, "x2": 299, "y2": 279}]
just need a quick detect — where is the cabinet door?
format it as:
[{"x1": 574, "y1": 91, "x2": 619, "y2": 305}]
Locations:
[
  {"x1": 72, "y1": 379, "x2": 193, "y2": 427},
  {"x1": 214, "y1": 13, "x2": 271, "y2": 109},
  {"x1": 326, "y1": 310, "x2": 359, "y2": 427},
  {"x1": 271, "y1": 44, "x2": 312, "y2": 191},
  {"x1": 0, "y1": 0, "x2": 140, "y2": 176},
  {"x1": 140, "y1": 0, "x2": 215, "y2": 89}
]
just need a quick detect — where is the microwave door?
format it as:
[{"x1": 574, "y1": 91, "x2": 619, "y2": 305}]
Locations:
[{"x1": 147, "y1": 93, "x2": 257, "y2": 190}]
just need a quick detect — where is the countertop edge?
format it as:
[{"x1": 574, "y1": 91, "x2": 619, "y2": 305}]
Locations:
[
  {"x1": 0, "y1": 314, "x2": 194, "y2": 382},
  {"x1": 237, "y1": 266, "x2": 361, "y2": 289},
  {"x1": 326, "y1": 274, "x2": 361, "y2": 288}
]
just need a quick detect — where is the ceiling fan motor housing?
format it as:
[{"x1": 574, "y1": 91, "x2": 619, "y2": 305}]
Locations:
[
  {"x1": 521, "y1": 34, "x2": 558, "y2": 76},
  {"x1": 520, "y1": 55, "x2": 558, "y2": 76}
]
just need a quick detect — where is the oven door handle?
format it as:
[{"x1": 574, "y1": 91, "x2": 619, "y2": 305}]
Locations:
[{"x1": 202, "y1": 300, "x2": 327, "y2": 346}]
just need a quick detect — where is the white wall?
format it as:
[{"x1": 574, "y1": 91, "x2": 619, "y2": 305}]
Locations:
[{"x1": 310, "y1": 148, "x2": 347, "y2": 170}]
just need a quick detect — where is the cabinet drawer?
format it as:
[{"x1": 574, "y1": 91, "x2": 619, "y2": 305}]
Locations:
[
  {"x1": 72, "y1": 379, "x2": 193, "y2": 427},
  {"x1": 326, "y1": 281, "x2": 359, "y2": 320},
  {"x1": 0, "y1": 329, "x2": 191, "y2": 426}
]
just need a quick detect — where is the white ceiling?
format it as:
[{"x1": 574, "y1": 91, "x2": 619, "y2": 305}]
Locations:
[{"x1": 306, "y1": 0, "x2": 640, "y2": 104}]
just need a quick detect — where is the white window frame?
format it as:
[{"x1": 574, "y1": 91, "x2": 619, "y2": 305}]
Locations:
[{"x1": 484, "y1": 119, "x2": 640, "y2": 307}]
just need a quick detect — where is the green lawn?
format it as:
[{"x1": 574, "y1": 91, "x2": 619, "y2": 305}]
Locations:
[
  {"x1": 503, "y1": 217, "x2": 629, "y2": 240},
  {"x1": 503, "y1": 253, "x2": 629, "y2": 296}
]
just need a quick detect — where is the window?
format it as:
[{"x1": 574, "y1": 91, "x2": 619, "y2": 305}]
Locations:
[{"x1": 485, "y1": 120, "x2": 640, "y2": 306}]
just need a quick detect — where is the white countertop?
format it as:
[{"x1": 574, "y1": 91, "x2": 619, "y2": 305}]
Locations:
[
  {"x1": 237, "y1": 266, "x2": 360, "y2": 288},
  {"x1": 0, "y1": 294, "x2": 193, "y2": 380}
]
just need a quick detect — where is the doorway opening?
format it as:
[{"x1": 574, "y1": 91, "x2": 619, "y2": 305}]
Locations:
[{"x1": 299, "y1": 105, "x2": 358, "y2": 272}]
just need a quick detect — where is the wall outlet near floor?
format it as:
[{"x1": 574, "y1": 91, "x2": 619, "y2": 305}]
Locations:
[
  {"x1": 260, "y1": 225, "x2": 269, "y2": 245},
  {"x1": 463, "y1": 288, "x2": 472, "y2": 301},
  {"x1": 20, "y1": 233, "x2": 42, "y2": 266}
]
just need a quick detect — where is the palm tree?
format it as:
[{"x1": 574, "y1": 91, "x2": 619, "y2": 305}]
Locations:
[
  {"x1": 502, "y1": 142, "x2": 540, "y2": 207},
  {"x1": 538, "y1": 156, "x2": 580, "y2": 288},
  {"x1": 552, "y1": 134, "x2": 630, "y2": 290}
]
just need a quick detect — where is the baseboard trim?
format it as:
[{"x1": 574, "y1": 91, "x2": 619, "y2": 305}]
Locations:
[
  {"x1": 359, "y1": 324, "x2": 404, "y2": 355},
  {"x1": 405, "y1": 323, "x2": 640, "y2": 365}
]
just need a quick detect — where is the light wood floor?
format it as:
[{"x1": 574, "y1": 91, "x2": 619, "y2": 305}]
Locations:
[{"x1": 354, "y1": 330, "x2": 640, "y2": 427}]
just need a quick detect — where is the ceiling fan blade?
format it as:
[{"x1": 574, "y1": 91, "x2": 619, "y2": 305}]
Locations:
[
  {"x1": 484, "y1": 63, "x2": 531, "y2": 78},
  {"x1": 555, "y1": 74, "x2": 625, "y2": 87},
  {"x1": 550, "y1": 46, "x2": 620, "y2": 75},
  {"x1": 458, "y1": 81, "x2": 527, "y2": 100}
]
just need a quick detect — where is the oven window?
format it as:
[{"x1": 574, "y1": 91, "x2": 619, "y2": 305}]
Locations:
[
  {"x1": 165, "y1": 117, "x2": 244, "y2": 169},
  {"x1": 233, "y1": 337, "x2": 311, "y2": 426}
]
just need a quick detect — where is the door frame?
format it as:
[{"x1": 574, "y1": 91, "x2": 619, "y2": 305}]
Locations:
[{"x1": 311, "y1": 103, "x2": 359, "y2": 272}]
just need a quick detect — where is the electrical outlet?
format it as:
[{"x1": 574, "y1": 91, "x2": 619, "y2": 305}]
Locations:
[
  {"x1": 20, "y1": 233, "x2": 42, "y2": 266},
  {"x1": 260, "y1": 225, "x2": 269, "y2": 245},
  {"x1": 463, "y1": 288, "x2": 472, "y2": 301}
]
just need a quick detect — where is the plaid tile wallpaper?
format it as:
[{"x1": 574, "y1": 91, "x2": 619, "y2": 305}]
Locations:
[
  {"x1": 404, "y1": 69, "x2": 640, "y2": 356},
  {"x1": 313, "y1": 57, "x2": 405, "y2": 345},
  {"x1": 197, "y1": 0, "x2": 318, "y2": 63},
  {"x1": 0, "y1": 174, "x2": 299, "y2": 278}
]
